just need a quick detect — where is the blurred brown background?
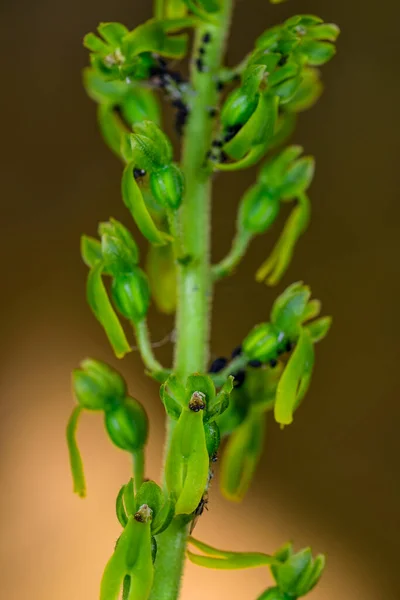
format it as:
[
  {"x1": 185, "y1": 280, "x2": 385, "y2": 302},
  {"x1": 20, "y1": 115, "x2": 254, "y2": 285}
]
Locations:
[{"x1": 1, "y1": 0, "x2": 399, "y2": 598}]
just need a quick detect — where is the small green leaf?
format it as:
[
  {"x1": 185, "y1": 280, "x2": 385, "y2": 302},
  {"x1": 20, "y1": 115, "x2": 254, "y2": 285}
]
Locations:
[
  {"x1": 122, "y1": 163, "x2": 171, "y2": 245},
  {"x1": 66, "y1": 406, "x2": 86, "y2": 498},
  {"x1": 81, "y1": 235, "x2": 103, "y2": 269},
  {"x1": 87, "y1": 262, "x2": 131, "y2": 358}
]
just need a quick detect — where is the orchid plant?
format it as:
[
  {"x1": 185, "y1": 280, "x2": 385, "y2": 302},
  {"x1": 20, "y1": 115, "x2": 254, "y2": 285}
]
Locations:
[{"x1": 66, "y1": 1, "x2": 339, "y2": 598}]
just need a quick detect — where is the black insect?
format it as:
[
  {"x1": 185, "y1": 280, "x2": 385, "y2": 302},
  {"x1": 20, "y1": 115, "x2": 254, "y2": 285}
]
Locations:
[
  {"x1": 195, "y1": 58, "x2": 204, "y2": 72},
  {"x1": 208, "y1": 107, "x2": 218, "y2": 118},
  {"x1": 248, "y1": 359, "x2": 263, "y2": 368},
  {"x1": 212, "y1": 140, "x2": 223, "y2": 148},
  {"x1": 224, "y1": 124, "x2": 242, "y2": 143},
  {"x1": 278, "y1": 55, "x2": 288, "y2": 67},
  {"x1": 216, "y1": 80, "x2": 225, "y2": 91},
  {"x1": 233, "y1": 369, "x2": 246, "y2": 388},
  {"x1": 208, "y1": 356, "x2": 228, "y2": 373},
  {"x1": 190, "y1": 492, "x2": 209, "y2": 534},
  {"x1": 231, "y1": 345, "x2": 242, "y2": 359},
  {"x1": 202, "y1": 32, "x2": 212, "y2": 44},
  {"x1": 269, "y1": 358, "x2": 278, "y2": 368},
  {"x1": 133, "y1": 168, "x2": 146, "y2": 180}
]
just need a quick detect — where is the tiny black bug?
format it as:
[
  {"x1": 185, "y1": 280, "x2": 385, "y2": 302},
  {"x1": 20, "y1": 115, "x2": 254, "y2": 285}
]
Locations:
[
  {"x1": 269, "y1": 359, "x2": 278, "y2": 368},
  {"x1": 208, "y1": 108, "x2": 218, "y2": 118},
  {"x1": 231, "y1": 345, "x2": 242, "y2": 359},
  {"x1": 233, "y1": 369, "x2": 246, "y2": 388},
  {"x1": 278, "y1": 55, "x2": 288, "y2": 67},
  {"x1": 248, "y1": 359, "x2": 263, "y2": 368},
  {"x1": 208, "y1": 357, "x2": 228, "y2": 373},
  {"x1": 195, "y1": 58, "x2": 204, "y2": 72},
  {"x1": 216, "y1": 80, "x2": 224, "y2": 91},
  {"x1": 212, "y1": 140, "x2": 223, "y2": 148},
  {"x1": 202, "y1": 32, "x2": 212, "y2": 44},
  {"x1": 285, "y1": 341, "x2": 293, "y2": 352},
  {"x1": 133, "y1": 168, "x2": 146, "y2": 179},
  {"x1": 190, "y1": 492, "x2": 209, "y2": 534},
  {"x1": 199, "y1": 46, "x2": 206, "y2": 55}
]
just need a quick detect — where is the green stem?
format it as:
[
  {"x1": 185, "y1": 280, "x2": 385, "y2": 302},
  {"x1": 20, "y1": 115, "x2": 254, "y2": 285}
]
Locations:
[
  {"x1": 134, "y1": 319, "x2": 166, "y2": 376},
  {"x1": 150, "y1": 3, "x2": 234, "y2": 599},
  {"x1": 212, "y1": 229, "x2": 252, "y2": 281}
]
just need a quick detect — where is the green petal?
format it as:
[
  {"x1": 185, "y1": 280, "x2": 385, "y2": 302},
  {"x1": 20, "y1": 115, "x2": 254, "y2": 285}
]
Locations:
[
  {"x1": 66, "y1": 406, "x2": 86, "y2": 498},
  {"x1": 274, "y1": 329, "x2": 314, "y2": 425},
  {"x1": 87, "y1": 262, "x2": 132, "y2": 358}
]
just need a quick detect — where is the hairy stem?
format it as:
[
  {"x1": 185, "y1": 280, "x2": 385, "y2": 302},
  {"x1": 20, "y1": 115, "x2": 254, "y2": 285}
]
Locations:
[
  {"x1": 212, "y1": 229, "x2": 252, "y2": 280},
  {"x1": 150, "y1": 3, "x2": 233, "y2": 599}
]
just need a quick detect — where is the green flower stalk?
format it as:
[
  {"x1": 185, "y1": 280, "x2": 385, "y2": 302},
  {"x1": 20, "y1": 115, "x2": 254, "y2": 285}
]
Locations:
[{"x1": 67, "y1": 1, "x2": 339, "y2": 598}]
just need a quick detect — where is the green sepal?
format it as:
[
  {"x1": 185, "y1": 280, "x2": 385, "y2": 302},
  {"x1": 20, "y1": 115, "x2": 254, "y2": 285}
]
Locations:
[
  {"x1": 146, "y1": 243, "x2": 177, "y2": 314},
  {"x1": 186, "y1": 373, "x2": 216, "y2": 406},
  {"x1": 163, "y1": 374, "x2": 187, "y2": 407},
  {"x1": 280, "y1": 157, "x2": 315, "y2": 200},
  {"x1": 116, "y1": 483, "x2": 129, "y2": 527},
  {"x1": 81, "y1": 235, "x2": 103, "y2": 269},
  {"x1": 160, "y1": 383, "x2": 182, "y2": 420},
  {"x1": 259, "y1": 145, "x2": 303, "y2": 190},
  {"x1": 220, "y1": 407, "x2": 266, "y2": 502},
  {"x1": 122, "y1": 18, "x2": 192, "y2": 61},
  {"x1": 274, "y1": 329, "x2": 315, "y2": 425},
  {"x1": 187, "y1": 537, "x2": 274, "y2": 569},
  {"x1": 72, "y1": 358, "x2": 126, "y2": 411},
  {"x1": 256, "y1": 192, "x2": 311, "y2": 286},
  {"x1": 299, "y1": 40, "x2": 336, "y2": 66},
  {"x1": 111, "y1": 269, "x2": 151, "y2": 324},
  {"x1": 204, "y1": 420, "x2": 221, "y2": 457},
  {"x1": 271, "y1": 545, "x2": 322, "y2": 596},
  {"x1": 133, "y1": 121, "x2": 173, "y2": 165},
  {"x1": 270, "y1": 282, "x2": 311, "y2": 340},
  {"x1": 305, "y1": 316, "x2": 332, "y2": 343},
  {"x1": 66, "y1": 406, "x2": 86, "y2": 498},
  {"x1": 205, "y1": 376, "x2": 233, "y2": 422},
  {"x1": 135, "y1": 481, "x2": 163, "y2": 517},
  {"x1": 301, "y1": 298, "x2": 321, "y2": 322},
  {"x1": 151, "y1": 496, "x2": 176, "y2": 535},
  {"x1": 104, "y1": 397, "x2": 149, "y2": 452},
  {"x1": 165, "y1": 409, "x2": 210, "y2": 514},
  {"x1": 97, "y1": 22, "x2": 128, "y2": 46},
  {"x1": 87, "y1": 262, "x2": 132, "y2": 358},
  {"x1": 122, "y1": 162, "x2": 171, "y2": 245},
  {"x1": 223, "y1": 93, "x2": 278, "y2": 161},
  {"x1": 83, "y1": 67, "x2": 127, "y2": 104},
  {"x1": 99, "y1": 219, "x2": 140, "y2": 275}
]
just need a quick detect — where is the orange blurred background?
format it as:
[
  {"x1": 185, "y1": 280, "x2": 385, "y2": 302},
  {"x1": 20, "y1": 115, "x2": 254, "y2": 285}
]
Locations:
[{"x1": 1, "y1": 0, "x2": 399, "y2": 598}]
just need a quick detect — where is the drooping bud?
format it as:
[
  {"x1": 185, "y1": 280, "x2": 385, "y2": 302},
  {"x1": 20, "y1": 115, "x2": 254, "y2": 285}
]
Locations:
[
  {"x1": 150, "y1": 163, "x2": 184, "y2": 210},
  {"x1": 104, "y1": 397, "x2": 148, "y2": 452},
  {"x1": 111, "y1": 268, "x2": 150, "y2": 323},
  {"x1": 238, "y1": 183, "x2": 281, "y2": 234},
  {"x1": 243, "y1": 322, "x2": 280, "y2": 363},
  {"x1": 72, "y1": 358, "x2": 126, "y2": 411}
]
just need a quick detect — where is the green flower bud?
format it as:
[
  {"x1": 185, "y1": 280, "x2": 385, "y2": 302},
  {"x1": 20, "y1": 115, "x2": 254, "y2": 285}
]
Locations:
[
  {"x1": 270, "y1": 282, "x2": 311, "y2": 340},
  {"x1": 99, "y1": 218, "x2": 140, "y2": 276},
  {"x1": 239, "y1": 183, "x2": 281, "y2": 234},
  {"x1": 150, "y1": 164, "x2": 184, "y2": 210},
  {"x1": 221, "y1": 88, "x2": 259, "y2": 129},
  {"x1": 111, "y1": 268, "x2": 150, "y2": 323},
  {"x1": 104, "y1": 397, "x2": 148, "y2": 452},
  {"x1": 204, "y1": 421, "x2": 221, "y2": 459},
  {"x1": 271, "y1": 545, "x2": 325, "y2": 597},
  {"x1": 72, "y1": 358, "x2": 126, "y2": 411},
  {"x1": 243, "y1": 323, "x2": 280, "y2": 362}
]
